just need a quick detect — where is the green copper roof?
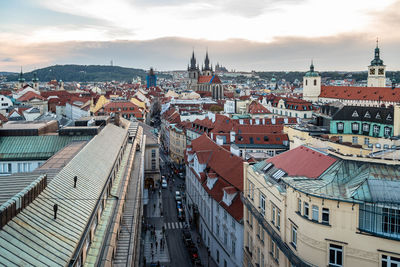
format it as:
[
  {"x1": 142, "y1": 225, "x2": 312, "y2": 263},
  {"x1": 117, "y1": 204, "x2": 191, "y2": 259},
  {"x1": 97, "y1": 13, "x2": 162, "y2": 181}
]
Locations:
[
  {"x1": 0, "y1": 135, "x2": 93, "y2": 160},
  {"x1": 305, "y1": 61, "x2": 319, "y2": 77}
]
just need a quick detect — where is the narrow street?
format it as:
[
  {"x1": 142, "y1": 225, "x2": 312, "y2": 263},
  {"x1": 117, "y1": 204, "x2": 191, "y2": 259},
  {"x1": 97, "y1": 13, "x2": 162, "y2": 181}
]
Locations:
[{"x1": 140, "y1": 148, "x2": 214, "y2": 267}]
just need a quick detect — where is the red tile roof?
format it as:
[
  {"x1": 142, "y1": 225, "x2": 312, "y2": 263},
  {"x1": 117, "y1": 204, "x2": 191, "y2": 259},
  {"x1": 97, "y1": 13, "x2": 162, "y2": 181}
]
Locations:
[
  {"x1": 248, "y1": 100, "x2": 271, "y2": 114},
  {"x1": 320, "y1": 86, "x2": 400, "y2": 102},
  {"x1": 267, "y1": 146, "x2": 336, "y2": 178},
  {"x1": 198, "y1": 75, "x2": 222, "y2": 84},
  {"x1": 18, "y1": 91, "x2": 46, "y2": 102},
  {"x1": 190, "y1": 134, "x2": 243, "y2": 190}
]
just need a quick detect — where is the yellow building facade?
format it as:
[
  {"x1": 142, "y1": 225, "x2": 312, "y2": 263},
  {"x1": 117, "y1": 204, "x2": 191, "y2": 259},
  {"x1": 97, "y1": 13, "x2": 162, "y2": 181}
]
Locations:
[{"x1": 243, "y1": 147, "x2": 400, "y2": 267}]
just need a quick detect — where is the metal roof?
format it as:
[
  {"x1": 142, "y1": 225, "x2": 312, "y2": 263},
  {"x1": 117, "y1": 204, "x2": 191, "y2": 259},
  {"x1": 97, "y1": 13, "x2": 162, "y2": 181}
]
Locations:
[
  {"x1": 0, "y1": 135, "x2": 93, "y2": 160},
  {"x1": 0, "y1": 169, "x2": 59, "y2": 207},
  {"x1": 0, "y1": 124, "x2": 128, "y2": 266}
]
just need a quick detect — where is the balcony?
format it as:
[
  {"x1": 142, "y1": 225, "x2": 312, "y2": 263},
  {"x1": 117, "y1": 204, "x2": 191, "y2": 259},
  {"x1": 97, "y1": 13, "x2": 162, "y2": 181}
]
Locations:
[{"x1": 241, "y1": 193, "x2": 313, "y2": 267}]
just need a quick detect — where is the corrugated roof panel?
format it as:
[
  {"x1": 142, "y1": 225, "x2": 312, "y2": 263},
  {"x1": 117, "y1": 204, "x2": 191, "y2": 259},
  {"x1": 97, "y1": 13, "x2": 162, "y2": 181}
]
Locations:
[
  {"x1": 0, "y1": 135, "x2": 93, "y2": 160},
  {"x1": 368, "y1": 179, "x2": 400, "y2": 204},
  {"x1": 0, "y1": 124, "x2": 128, "y2": 266}
]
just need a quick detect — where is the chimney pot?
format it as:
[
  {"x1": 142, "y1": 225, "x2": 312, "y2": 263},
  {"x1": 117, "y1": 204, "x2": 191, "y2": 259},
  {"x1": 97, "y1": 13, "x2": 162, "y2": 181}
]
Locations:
[{"x1": 53, "y1": 204, "x2": 58, "y2": 219}]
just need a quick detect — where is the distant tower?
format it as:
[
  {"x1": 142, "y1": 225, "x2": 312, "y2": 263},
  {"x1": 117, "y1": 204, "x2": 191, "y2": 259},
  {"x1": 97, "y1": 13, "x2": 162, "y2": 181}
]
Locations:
[
  {"x1": 367, "y1": 39, "x2": 386, "y2": 87},
  {"x1": 303, "y1": 60, "x2": 321, "y2": 102},
  {"x1": 188, "y1": 51, "x2": 200, "y2": 81},
  {"x1": 202, "y1": 50, "x2": 213, "y2": 76},
  {"x1": 146, "y1": 68, "x2": 157, "y2": 88},
  {"x1": 17, "y1": 67, "x2": 26, "y2": 89},
  {"x1": 57, "y1": 80, "x2": 65, "y2": 91},
  {"x1": 32, "y1": 72, "x2": 39, "y2": 90}
]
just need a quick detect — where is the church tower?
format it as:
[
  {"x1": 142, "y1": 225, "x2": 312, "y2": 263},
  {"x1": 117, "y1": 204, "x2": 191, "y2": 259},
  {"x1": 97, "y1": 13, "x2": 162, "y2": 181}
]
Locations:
[
  {"x1": 188, "y1": 51, "x2": 200, "y2": 81},
  {"x1": 367, "y1": 40, "x2": 386, "y2": 87},
  {"x1": 17, "y1": 68, "x2": 26, "y2": 89},
  {"x1": 202, "y1": 51, "x2": 213, "y2": 76},
  {"x1": 32, "y1": 72, "x2": 39, "y2": 90},
  {"x1": 303, "y1": 61, "x2": 321, "y2": 102}
]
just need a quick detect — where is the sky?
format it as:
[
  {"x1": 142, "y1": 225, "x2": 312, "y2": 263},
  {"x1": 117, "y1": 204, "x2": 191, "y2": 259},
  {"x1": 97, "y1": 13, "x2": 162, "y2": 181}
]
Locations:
[{"x1": 1, "y1": 0, "x2": 400, "y2": 72}]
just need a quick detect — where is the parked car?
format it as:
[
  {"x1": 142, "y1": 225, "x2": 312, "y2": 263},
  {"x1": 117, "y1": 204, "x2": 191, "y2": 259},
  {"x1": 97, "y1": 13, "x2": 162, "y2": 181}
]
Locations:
[
  {"x1": 177, "y1": 208, "x2": 185, "y2": 221},
  {"x1": 175, "y1": 191, "x2": 182, "y2": 201},
  {"x1": 182, "y1": 229, "x2": 193, "y2": 247},
  {"x1": 188, "y1": 246, "x2": 199, "y2": 262},
  {"x1": 176, "y1": 200, "x2": 182, "y2": 210}
]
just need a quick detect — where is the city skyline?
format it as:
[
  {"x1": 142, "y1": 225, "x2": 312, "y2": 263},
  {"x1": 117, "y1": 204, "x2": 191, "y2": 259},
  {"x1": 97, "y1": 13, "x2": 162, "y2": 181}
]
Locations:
[{"x1": 1, "y1": 0, "x2": 400, "y2": 72}]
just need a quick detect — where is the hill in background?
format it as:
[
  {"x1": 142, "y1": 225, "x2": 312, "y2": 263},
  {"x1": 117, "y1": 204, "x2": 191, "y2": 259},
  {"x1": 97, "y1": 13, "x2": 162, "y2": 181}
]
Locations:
[{"x1": 6, "y1": 65, "x2": 149, "y2": 82}]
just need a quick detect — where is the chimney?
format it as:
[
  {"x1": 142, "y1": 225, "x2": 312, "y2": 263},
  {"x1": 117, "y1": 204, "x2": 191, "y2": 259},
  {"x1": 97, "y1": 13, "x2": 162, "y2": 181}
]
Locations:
[
  {"x1": 230, "y1": 144, "x2": 240, "y2": 157},
  {"x1": 53, "y1": 204, "x2": 58, "y2": 220},
  {"x1": 230, "y1": 131, "x2": 236, "y2": 143},
  {"x1": 73, "y1": 176, "x2": 77, "y2": 188},
  {"x1": 216, "y1": 135, "x2": 224, "y2": 146}
]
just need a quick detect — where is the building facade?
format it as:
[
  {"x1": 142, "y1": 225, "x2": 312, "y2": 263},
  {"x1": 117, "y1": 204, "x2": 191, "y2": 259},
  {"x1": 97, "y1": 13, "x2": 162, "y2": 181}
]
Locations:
[
  {"x1": 185, "y1": 134, "x2": 244, "y2": 267},
  {"x1": 243, "y1": 145, "x2": 400, "y2": 267}
]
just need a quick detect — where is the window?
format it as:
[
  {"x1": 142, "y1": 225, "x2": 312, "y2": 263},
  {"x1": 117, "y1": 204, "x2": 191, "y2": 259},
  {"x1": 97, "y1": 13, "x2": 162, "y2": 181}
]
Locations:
[
  {"x1": 312, "y1": 205, "x2": 319, "y2": 221},
  {"x1": 261, "y1": 252, "x2": 265, "y2": 267},
  {"x1": 277, "y1": 210, "x2": 281, "y2": 230},
  {"x1": 364, "y1": 137, "x2": 370, "y2": 145},
  {"x1": 305, "y1": 80, "x2": 308, "y2": 86},
  {"x1": 298, "y1": 199, "x2": 302, "y2": 213},
  {"x1": 382, "y1": 207, "x2": 400, "y2": 235},
  {"x1": 224, "y1": 260, "x2": 227, "y2": 267},
  {"x1": 362, "y1": 123, "x2": 370, "y2": 133},
  {"x1": 338, "y1": 136, "x2": 343, "y2": 142},
  {"x1": 322, "y1": 208, "x2": 330, "y2": 224},
  {"x1": 224, "y1": 231, "x2": 228, "y2": 246},
  {"x1": 351, "y1": 122, "x2": 359, "y2": 133},
  {"x1": 216, "y1": 223, "x2": 220, "y2": 236},
  {"x1": 224, "y1": 210, "x2": 227, "y2": 221},
  {"x1": 314, "y1": 79, "x2": 317, "y2": 86},
  {"x1": 260, "y1": 194, "x2": 266, "y2": 215},
  {"x1": 231, "y1": 217, "x2": 235, "y2": 229},
  {"x1": 272, "y1": 206, "x2": 276, "y2": 225},
  {"x1": 384, "y1": 127, "x2": 392, "y2": 137},
  {"x1": 304, "y1": 202, "x2": 309, "y2": 218},
  {"x1": 337, "y1": 122, "x2": 344, "y2": 133},
  {"x1": 248, "y1": 180, "x2": 254, "y2": 200},
  {"x1": 352, "y1": 136, "x2": 358, "y2": 144},
  {"x1": 250, "y1": 137, "x2": 254, "y2": 144},
  {"x1": 291, "y1": 226, "x2": 297, "y2": 249},
  {"x1": 217, "y1": 250, "x2": 220, "y2": 263},
  {"x1": 231, "y1": 239, "x2": 236, "y2": 256},
  {"x1": 329, "y1": 244, "x2": 343, "y2": 267},
  {"x1": 373, "y1": 125, "x2": 380, "y2": 136},
  {"x1": 382, "y1": 255, "x2": 400, "y2": 267}
]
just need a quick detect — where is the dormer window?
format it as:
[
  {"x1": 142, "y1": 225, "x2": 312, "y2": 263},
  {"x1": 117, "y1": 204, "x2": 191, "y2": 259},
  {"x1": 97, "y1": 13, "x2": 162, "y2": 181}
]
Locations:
[
  {"x1": 352, "y1": 110, "x2": 359, "y2": 117},
  {"x1": 364, "y1": 111, "x2": 371, "y2": 118},
  {"x1": 376, "y1": 112, "x2": 381, "y2": 119},
  {"x1": 386, "y1": 114, "x2": 392, "y2": 121}
]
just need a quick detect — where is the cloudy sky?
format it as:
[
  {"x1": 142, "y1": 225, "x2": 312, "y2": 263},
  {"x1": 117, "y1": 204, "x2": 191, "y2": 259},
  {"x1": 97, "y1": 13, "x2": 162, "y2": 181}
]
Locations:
[{"x1": 1, "y1": 0, "x2": 400, "y2": 72}]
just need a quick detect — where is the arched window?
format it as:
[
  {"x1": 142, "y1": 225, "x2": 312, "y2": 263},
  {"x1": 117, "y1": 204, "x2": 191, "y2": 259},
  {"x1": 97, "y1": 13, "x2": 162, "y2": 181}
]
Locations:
[
  {"x1": 314, "y1": 79, "x2": 317, "y2": 86},
  {"x1": 305, "y1": 80, "x2": 308, "y2": 86}
]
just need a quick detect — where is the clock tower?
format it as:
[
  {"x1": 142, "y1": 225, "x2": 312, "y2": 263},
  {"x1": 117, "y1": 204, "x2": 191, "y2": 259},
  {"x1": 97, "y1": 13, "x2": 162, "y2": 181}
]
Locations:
[{"x1": 367, "y1": 40, "x2": 386, "y2": 87}]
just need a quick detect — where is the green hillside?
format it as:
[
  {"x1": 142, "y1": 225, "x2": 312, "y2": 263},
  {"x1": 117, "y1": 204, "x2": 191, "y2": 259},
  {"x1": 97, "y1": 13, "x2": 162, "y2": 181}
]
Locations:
[{"x1": 6, "y1": 65, "x2": 148, "y2": 82}]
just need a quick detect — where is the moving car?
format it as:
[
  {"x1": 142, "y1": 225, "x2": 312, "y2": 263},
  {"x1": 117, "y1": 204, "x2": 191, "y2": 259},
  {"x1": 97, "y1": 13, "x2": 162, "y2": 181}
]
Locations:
[{"x1": 175, "y1": 191, "x2": 182, "y2": 201}]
